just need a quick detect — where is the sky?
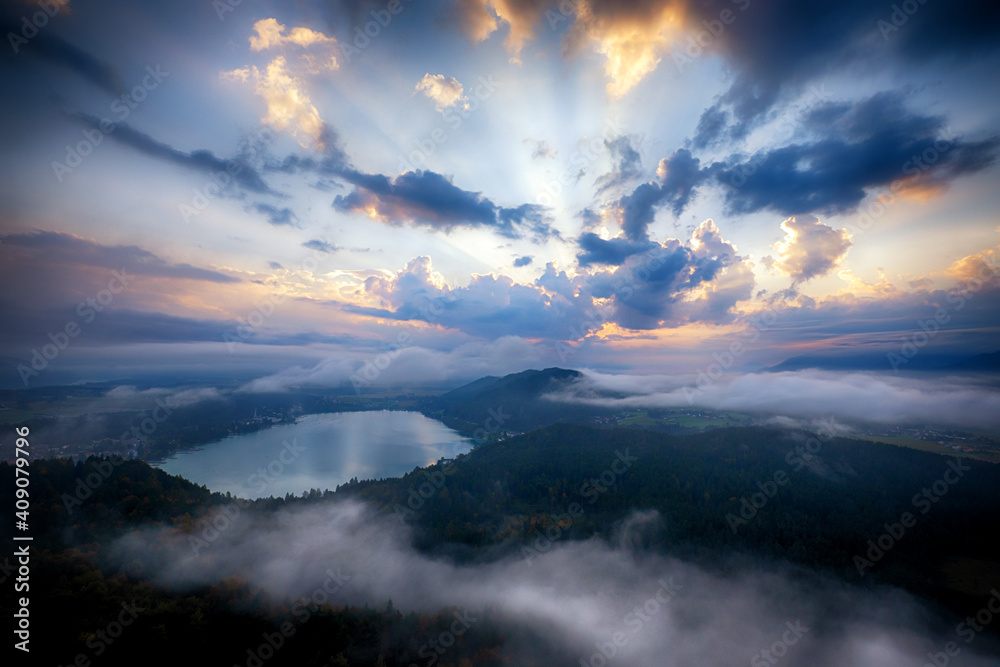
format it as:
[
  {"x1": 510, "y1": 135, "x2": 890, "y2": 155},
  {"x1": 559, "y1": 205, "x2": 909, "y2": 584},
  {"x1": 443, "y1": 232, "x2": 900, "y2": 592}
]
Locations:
[{"x1": 2, "y1": 0, "x2": 999, "y2": 391}]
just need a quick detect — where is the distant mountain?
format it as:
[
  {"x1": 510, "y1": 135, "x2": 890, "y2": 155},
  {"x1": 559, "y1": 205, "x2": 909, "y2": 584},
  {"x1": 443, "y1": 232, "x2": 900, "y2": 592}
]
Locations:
[
  {"x1": 947, "y1": 350, "x2": 1000, "y2": 372},
  {"x1": 425, "y1": 367, "x2": 594, "y2": 434},
  {"x1": 769, "y1": 351, "x2": 999, "y2": 373}
]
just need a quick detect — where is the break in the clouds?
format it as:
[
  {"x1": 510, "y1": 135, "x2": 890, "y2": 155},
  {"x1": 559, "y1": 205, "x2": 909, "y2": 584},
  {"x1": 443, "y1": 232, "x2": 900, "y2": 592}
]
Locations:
[{"x1": 110, "y1": 500, "x2": 1000, "y2": 666}]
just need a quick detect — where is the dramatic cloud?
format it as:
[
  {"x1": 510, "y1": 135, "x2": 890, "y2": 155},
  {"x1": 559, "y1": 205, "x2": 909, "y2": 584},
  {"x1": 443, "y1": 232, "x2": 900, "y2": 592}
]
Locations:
[
  {"x1": 595, "y1": 135, "x2": 643, "y2": 194},
  {"x1": 414, "y1": 73, "x2": 468, "y2": 111},
  {"x1": 111, "y1": 500, "x2": 1000, "y2": 667},
  {"x1": 248, "y1": 18, "x2": 337, "y2": 53},
  {"x1": 680, "y1": 0, "x2": 1000, "y2": 141},
  {"x1": 565, "y1": 0, "x2": 686, "y2": 97},
  {"x1": 455, "y1": 0, "x2": 549, "y2": 61},
  {"x1": 240, "y1": 334, "x2": 549, "y2": 393},
  {"x1": 637, "y1": 94, "x2": 999, "y2": 220},
  {"x1": 72, "y1": 114, "x2": 273, "y2": 193},
  {"x1": 340, "y1": 256, "x2": 589, "y2": 340},
  {"x1": 513, "y1": 255, "x2": 533, "y2": 267},
  {"x1": 334, "y1": 169, "x2": 556, "y2": 240},
  {"x1": 555, "y1": 369, "x2": 1000, "y2": 431},
  {"x1": 331, "y1": 221, "x2": 751, "y2": 340},
  {"x1": 576, "y1": 233, "x2": 655, "y2": 267},
  {"x1": 222, "y1": 56, "x2": 332, "y2": 151},
  {"x1": 222, "y1": 19, "x2": 341, "y2": 151},
  {"x1": 769, "y1": 216, "x2": 852, "y2": 283},
  {"x1": 713, "y1": 93, "x2": 1000, "y2": 216},
  {"x1": 585, "y1": 220, "x2": 753, "y2": 329},
  {"x1": 615, "y1": 149, "x2": 709, "y2": 242}
]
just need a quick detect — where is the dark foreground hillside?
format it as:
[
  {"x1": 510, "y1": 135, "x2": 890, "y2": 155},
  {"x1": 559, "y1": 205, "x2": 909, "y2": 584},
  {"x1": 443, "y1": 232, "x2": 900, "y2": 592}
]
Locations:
[{"x1": 3, "y1": 425, "x2": 1000, "y2": 666}]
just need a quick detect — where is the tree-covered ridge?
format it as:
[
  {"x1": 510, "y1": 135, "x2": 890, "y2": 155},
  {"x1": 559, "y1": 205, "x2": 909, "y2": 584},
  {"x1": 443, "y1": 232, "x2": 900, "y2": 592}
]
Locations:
[
  {"x1": 4, "y1": 424, "x2": 1000, "y2": 665},
  {"x1": 336, "y1": 424, "x2": 1000, "y2": 601}
]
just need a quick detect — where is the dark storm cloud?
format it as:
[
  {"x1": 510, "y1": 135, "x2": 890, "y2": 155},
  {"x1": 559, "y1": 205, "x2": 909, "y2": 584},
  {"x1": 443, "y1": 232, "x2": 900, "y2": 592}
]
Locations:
[
  {"x1": 680, "y1": 0, "x2": 1000, "y2": 142},
  {"x1": 584, "y1": 221, "x2": 751, "y2": 330},
  {"x1": 576, "y1": 233, "x2": 655, "y2": 267},
  {"x1": 72, "y1": 114, "x2": 274, "y2": 194},
  {"x1": 714, "y1": 93, "x2": 999, "y2": 216},
  {"x1": 334, "y1": 169, "x2": 558, "y2": 241},
  {"x1": 626, "y1": 93, "x2": 998, "y2": 220}
]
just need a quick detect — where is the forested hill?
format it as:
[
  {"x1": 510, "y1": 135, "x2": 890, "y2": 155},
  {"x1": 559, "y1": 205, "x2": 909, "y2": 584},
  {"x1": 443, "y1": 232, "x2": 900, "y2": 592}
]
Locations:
[
  {"x1": 337, "y1": 424, "x2": 1000, "y2": 605},
  {"x1": 4, "y1": 424, "x2": 1000, "y2": 665},
  {"x1": 422, "y1": 367, "x2": 598, "y2": 433}
]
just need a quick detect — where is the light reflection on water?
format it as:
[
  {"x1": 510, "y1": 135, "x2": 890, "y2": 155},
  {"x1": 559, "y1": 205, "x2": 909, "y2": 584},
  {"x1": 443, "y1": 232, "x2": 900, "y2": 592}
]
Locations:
[{"x1": 151, "y1": 410, "x2": 470, "y2": 499}]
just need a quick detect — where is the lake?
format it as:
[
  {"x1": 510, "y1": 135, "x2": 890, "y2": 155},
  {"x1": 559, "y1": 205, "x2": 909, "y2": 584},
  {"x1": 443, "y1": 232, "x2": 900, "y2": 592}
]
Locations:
[{"x1": 151, "y1": 410, "x2": 471, "y2": 499}]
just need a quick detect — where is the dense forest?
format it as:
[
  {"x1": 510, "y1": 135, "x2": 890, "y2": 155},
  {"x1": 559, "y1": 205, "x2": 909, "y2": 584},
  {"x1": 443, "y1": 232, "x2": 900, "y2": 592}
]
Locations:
[{"x1": 3, "y1": 423, "x2": 1000, "y2": 665}]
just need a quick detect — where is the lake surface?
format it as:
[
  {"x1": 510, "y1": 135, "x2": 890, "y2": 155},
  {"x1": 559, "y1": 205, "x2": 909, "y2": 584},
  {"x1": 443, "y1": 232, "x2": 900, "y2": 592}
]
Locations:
[{"x1": 151, "y1": 411, "x2": 470, "y2": 499}]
